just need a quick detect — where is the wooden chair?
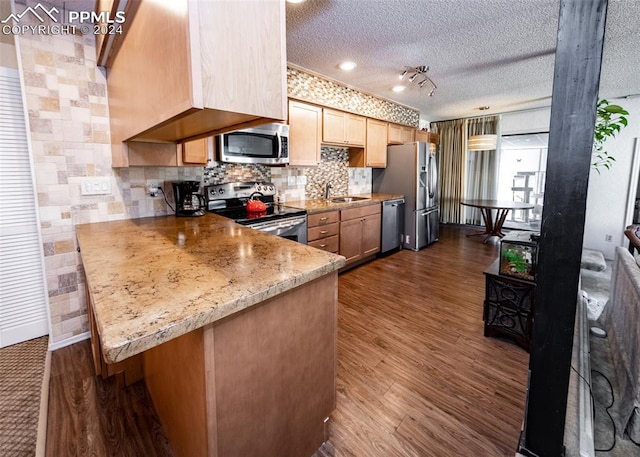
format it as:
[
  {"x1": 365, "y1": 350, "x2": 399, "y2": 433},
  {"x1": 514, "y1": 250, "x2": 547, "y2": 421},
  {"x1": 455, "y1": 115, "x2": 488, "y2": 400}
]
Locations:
[{"x1": 624, "y1": 224, "x2": 640, "y2": 254}]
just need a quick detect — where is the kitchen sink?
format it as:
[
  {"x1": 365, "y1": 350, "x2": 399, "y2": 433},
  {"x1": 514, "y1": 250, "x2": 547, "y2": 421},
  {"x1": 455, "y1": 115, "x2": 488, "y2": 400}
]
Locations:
[{"x1": 330, "y1": 196, "x2": 369, "y2": 203}]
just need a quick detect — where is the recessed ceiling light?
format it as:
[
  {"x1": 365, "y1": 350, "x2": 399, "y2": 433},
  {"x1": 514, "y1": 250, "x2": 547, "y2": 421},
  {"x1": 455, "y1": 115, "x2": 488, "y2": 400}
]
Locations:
[
  {"x1": 392, "y1": 85, "x2": 406, "y2": 93},
  {"x1": 286, "y1": 0, "x2": 307, "y2": 3},
  {"x1": 338, "y1": 61, "x2": 357, "y2": 71}
]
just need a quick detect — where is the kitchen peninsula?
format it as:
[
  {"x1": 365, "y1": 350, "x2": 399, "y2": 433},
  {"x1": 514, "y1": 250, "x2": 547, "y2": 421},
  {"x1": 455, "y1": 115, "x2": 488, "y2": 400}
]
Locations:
[{"x1": 75, "y1": 214, "x2": 345, "y2": 457}]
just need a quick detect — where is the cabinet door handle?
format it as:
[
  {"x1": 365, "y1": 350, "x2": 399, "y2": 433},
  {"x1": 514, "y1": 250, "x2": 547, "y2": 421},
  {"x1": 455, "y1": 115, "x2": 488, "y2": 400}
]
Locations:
[
  {"x1": 320, "y1": 230, "x2": 328, "y2": 234},
  {"x1": 319, "y1": 244, "x2": 327, "y2": 248},
  {"x1": 320, "y1": 217, "x2": 328, "y2": 221}
]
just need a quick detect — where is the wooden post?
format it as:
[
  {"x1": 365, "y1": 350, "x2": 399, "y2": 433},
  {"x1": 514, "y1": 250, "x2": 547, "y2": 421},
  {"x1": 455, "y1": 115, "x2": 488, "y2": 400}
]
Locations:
[{"x1": 520, "y1": 0, "x2": 608, "y2": 456}]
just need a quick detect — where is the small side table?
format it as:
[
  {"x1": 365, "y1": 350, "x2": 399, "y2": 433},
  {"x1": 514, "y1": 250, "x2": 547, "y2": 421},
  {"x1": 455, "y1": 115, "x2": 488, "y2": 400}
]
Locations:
[{"x1": 483, "y1": 258, "x2": 536, "y2": 351}]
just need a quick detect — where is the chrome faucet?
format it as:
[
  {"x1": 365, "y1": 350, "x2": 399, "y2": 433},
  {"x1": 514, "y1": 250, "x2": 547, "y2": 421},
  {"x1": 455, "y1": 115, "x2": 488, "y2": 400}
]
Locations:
[{"x1": 324, "y1": 182, "x2": 332, "y2": 200}]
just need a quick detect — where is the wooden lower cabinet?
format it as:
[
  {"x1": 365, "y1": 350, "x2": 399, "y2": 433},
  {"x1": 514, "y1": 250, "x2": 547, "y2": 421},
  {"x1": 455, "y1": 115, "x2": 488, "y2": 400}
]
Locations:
[
  {"x1": 307, "y1": 204, "x2": 382, "y2": 265},
  {"x1": 308, "y1": 210, "x2": 340, "y2": 254},
  {"x1": 308, "y1": 235, "x2": 339, "y2": 253},
  {"x1": 143, "y1": 273, "x2": 338, "y2": 457},
  {"x1": 339, "y1": 203, "x2": 381, "y2": 265},
  {"x1": 339, "y1": 217, "x2": 363, "y2": 263},
  {"x1": 362, "y1": 212, "x2": 382, "y2": 256}
]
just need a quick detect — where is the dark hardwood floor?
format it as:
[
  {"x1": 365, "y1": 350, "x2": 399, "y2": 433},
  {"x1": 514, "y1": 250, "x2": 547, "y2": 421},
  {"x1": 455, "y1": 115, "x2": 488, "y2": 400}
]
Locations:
[{"x1": 46, "y1": 225, "x2": 529, "y2": 456}]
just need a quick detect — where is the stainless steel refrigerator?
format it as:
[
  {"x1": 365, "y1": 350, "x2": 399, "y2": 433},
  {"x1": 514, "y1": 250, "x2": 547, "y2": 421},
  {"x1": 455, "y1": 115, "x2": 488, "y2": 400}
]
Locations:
[{"x1": 372, "y1": 142, "x2": 439, "y2": 251}]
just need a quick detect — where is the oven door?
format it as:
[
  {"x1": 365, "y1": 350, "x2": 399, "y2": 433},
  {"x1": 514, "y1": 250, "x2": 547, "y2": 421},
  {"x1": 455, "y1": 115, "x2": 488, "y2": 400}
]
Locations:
[{"x1": 246, "y1": 216, "x2": 307, "y2": 244}]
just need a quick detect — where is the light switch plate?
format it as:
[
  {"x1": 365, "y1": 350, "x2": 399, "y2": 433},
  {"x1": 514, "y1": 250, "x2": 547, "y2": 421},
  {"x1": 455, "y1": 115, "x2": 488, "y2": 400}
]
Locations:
[{"x1": 81, "y1": 177, "x2": 112, "y2": 195}]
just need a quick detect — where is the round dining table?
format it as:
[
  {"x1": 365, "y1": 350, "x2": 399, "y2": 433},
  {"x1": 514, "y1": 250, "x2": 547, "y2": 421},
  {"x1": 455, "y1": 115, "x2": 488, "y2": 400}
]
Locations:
[{"x1": 460, "y1": 199, "x2": 534, "y2": 243}]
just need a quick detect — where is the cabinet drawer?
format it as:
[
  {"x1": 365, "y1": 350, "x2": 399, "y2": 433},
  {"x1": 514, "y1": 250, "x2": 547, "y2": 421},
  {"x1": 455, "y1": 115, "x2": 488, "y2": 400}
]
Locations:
[
  {"x1": 308, "y1": 222, "x2": 339, "y2": 241},
  {"x1": 308, "y1": 211, "x2": 340, "y2": 227},
  {"x1": 340, "y1": 203, "x2": 381, "y2": 221},
  {"x1": 308, "y1": 235, "x2": 339, "y2": 253}
]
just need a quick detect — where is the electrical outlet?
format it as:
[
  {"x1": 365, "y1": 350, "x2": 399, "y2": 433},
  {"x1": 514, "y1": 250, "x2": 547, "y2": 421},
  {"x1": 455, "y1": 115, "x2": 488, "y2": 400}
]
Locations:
[
  {"x1": 146, "y1": 180, "x2": 162, "y2": 197},
  {"x1": 80, "y1": 177, "x2": 111, "y2": 195},
  {"x1": 605, "y1": 234, "x2": 613, "y2": 242},
  {"x1": 147, "y1": 184, "x2": 159, "y2": 197}
]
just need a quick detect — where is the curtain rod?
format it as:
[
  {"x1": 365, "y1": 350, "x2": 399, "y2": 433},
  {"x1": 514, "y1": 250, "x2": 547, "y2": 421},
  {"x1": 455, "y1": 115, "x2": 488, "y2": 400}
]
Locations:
[{"x1": 431, "y1": 113, "x2": 502, "y2": 124}]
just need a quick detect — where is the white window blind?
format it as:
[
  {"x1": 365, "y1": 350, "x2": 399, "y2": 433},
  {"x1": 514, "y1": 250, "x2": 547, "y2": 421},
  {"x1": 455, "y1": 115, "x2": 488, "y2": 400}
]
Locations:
[{"x1": 0, "y1": 66, "x2": 50, "y2": 348}]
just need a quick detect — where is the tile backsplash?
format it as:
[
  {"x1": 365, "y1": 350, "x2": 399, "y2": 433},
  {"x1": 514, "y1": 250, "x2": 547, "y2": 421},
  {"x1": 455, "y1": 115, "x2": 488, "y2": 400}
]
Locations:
[
  {"x1": 203, "y1": 162, "x2": 271, "y2": 186},
  {"x1": 270, "y1": 147, "x2": 372, "y2": 202}
]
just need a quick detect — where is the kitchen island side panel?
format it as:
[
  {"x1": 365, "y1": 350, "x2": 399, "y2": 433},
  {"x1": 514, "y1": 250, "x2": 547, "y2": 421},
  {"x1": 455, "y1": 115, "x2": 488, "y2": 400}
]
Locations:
[{"x1": 143, "y1": 273, "x2": 338, "y2": 457}]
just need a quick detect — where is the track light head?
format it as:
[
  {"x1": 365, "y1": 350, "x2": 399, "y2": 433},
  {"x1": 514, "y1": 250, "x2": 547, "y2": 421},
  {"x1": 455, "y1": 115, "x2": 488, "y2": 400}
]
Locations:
[{"x1": 397, "y1": 65, "x2": 437, "y2": 95}]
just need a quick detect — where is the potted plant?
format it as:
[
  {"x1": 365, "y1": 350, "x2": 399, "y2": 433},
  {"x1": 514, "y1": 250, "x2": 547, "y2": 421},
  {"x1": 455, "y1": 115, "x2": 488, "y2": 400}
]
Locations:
[{"x1": 592, "y1": 99, "x2": 629, "y2": 173}]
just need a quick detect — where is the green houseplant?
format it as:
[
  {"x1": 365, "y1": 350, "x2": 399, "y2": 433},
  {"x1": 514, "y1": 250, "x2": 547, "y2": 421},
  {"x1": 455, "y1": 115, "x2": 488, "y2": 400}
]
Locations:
[{"x1": 592, "y1": 99, "x2": 629, "y2": 173}]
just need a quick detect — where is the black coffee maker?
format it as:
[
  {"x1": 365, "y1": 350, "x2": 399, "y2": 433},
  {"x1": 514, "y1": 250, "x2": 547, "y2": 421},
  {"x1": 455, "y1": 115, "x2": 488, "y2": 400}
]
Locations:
[{"x1": 172, "y1": 181, "x2": 205, "y2": 217}]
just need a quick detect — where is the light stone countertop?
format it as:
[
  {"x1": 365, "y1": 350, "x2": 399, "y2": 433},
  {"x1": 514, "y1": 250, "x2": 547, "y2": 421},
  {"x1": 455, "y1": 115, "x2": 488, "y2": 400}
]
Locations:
[
  {"x1": 76, "y1": 214, "x2": 346, "y2": 364},
  {"x1": 285, "y1": 193, "x2": 405, "y2": 214}
]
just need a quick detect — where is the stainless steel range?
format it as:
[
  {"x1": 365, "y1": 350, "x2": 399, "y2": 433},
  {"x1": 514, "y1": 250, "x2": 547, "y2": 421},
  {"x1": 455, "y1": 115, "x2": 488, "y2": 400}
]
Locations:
[{"x1": 205, "y1": 182, "x2": 307, "y2": 244}]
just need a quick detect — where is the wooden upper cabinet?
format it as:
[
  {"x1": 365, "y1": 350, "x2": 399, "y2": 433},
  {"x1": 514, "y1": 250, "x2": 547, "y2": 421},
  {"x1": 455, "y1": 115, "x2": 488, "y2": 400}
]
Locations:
[
  {"x1": 288, "y1": 100, "x2": 322, "y2": 167},
  {"x1": 180, "y1": 137, "x2": 210, "y2": 165},
  {"x1": 365, "y1": 119, "x2": 388, "y2": 168},
  {"x1": 345, "y1": 114, "x2": 366, "y2": 147},
  {"x1": 388, "y1": 123, "x2": 416, "y2": 145},
  {"x1": 401, "y1": 126, "x2": 416, "y2": 144},
  {"x1": 322, "y1": 109, "x2": 366, "y2": 147},
  {"x1": 108, "y1": 0, "x2": 287, "y2": 167},
  {"x1": 348, "y1": 118, "x2": 388, "y2": 168},
  {"x1": 415, "y1": 130, "x2": 440, "y2": 144},
  {"x1": 388, "y1": 123, "x2": 403, "y2": 144}
]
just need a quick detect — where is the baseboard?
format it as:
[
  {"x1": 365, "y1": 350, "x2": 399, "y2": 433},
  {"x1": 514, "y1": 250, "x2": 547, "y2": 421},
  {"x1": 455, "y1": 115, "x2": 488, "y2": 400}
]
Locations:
[
  {"x1": 48, "y1": 331, "x2": 90, "y2": 351},
  {"x1": 35, "y1": 348, "x2": 51, "y2": 457}
]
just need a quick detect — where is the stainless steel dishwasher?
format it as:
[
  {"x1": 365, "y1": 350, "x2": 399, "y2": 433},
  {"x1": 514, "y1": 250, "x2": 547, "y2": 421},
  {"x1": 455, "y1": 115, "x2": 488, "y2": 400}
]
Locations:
[{"x1": 381, "y1": 198, "x2": 405, "y2": 253}]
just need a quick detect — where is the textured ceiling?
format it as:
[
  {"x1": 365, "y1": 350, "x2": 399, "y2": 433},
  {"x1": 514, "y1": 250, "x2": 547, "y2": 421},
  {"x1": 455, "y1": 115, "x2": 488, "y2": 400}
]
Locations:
[{"x1": 286, "y1": 0, "x2": 640, "y2": 123}]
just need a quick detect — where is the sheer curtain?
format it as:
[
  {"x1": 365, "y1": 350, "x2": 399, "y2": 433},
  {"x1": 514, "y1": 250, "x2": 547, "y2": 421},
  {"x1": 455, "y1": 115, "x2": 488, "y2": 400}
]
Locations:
[
  {"x1": 465, "y1": 116, "x2": 500, "y2": 225},
  {"x1": 431, "y1": 119, "x2": 466, "y2": 224}
]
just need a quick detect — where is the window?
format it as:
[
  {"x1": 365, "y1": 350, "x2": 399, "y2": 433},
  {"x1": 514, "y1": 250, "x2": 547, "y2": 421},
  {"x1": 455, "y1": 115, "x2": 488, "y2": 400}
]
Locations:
[{"x1": 498, "y1": 133, "x2": 548, "y2": 230}]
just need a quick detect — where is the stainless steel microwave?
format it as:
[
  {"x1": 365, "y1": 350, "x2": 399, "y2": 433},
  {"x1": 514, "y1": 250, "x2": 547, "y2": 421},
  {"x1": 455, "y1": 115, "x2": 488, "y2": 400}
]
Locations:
[{"x1": 217, "y1": 123, "x2": 289, "y2": 165}]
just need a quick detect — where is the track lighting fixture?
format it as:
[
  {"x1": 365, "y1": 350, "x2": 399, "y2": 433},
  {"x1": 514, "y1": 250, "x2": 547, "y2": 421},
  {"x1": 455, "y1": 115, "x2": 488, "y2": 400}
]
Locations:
[{"x1": 399, "y1": 65, "x2": 437, "y2": 95}]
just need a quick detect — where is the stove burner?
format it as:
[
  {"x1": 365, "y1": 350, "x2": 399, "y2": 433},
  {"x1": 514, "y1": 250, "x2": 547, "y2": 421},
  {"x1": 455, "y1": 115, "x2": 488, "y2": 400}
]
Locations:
[
  {"x1": 210, "y1": 203, "x2": 306, "y2": 225},
  {"x1": 205, "y1": 182, "x2": 306, "y2": 225}
]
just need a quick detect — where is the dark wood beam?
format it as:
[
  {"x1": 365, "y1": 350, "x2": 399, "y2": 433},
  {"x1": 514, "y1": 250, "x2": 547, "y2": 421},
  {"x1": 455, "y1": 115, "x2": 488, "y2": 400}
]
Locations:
[{"x1": 520, "y1": 0, "x2": 608, "y2": 455}]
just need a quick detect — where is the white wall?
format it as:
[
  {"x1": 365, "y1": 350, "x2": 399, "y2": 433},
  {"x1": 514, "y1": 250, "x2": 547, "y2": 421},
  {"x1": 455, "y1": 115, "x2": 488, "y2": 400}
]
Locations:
[
  {"x1": 584, "y1": 97, "x2": 640, "y2": 259},
  {"x1": 501, "y1": 108, "x2": 551, "y2": 135},
  {"x1": 500, "y1": 101, "x2": 639, "y2": 260}
]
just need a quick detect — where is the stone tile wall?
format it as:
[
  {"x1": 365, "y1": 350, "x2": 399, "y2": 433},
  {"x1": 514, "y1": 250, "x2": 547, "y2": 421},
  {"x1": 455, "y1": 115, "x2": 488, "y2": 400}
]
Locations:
[{"x1": 14, "y1": 5, "x2": 206, "y2": 345}]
